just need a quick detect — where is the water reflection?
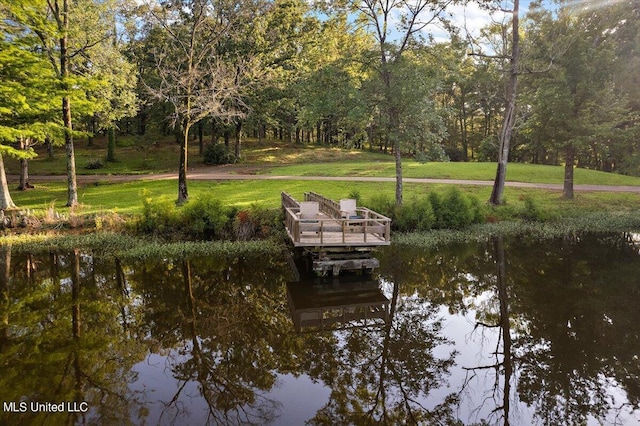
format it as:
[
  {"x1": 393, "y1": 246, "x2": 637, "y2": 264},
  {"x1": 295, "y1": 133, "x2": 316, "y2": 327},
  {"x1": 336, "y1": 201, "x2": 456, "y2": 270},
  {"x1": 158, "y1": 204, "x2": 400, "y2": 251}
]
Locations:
[
  {"x1": 286, "y1": 276, "x2": 390, "y2": 332},
  {"x1": 288, "y1": 257, "x2": 459, "y2": 424},
  {"x1": 0, "y1": 233, "x2": 638, "y2": 425},
  {"x1": 377, "y1": 233, "x2": 640, "y2": 425}
]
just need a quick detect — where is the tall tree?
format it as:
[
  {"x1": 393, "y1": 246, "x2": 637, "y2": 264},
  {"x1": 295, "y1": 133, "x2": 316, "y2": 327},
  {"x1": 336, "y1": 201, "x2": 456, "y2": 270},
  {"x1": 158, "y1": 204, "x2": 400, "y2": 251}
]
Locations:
[
  {"x1": 347, "y1": 0, "x2": 455, "y2": 205},
  {"x1": 144, "y1": 0, "x2": 261, "y2": 204},
  {"x1": 521, "y1": 4, "x2": 630, "y2": 198},
  {"x1": 487, "y1": 0, "x2": 520, "y2": 205},
  {"x1": 3, "y1": 0, "x2": 130, "y2": 207},
  {"x1": 0, "y1": 35, "x2": 62, "y2": 209}
]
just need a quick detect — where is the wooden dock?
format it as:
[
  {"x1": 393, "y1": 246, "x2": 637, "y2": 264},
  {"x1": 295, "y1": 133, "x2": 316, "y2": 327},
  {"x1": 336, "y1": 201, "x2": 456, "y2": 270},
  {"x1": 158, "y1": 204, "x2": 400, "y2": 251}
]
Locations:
[
  {"x1": 282, "y1": 192, "x2": 391, "y2": 248},
  {"x1": 282, "y1": 192, "x2": 391, "y2": 275},
  {"x1": 286, "y1": 277, "x2": 390, "y2": 332}
]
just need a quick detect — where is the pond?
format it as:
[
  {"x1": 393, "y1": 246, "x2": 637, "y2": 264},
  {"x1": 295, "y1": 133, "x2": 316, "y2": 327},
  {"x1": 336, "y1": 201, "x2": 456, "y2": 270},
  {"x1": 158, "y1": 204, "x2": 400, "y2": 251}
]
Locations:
[{"x1": 0, "y1": 233, "x2": 639, "y2": 425}]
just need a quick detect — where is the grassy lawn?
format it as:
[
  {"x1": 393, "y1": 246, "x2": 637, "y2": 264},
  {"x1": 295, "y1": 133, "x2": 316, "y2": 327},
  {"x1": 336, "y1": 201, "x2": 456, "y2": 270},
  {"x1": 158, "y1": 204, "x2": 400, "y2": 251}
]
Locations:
[
  {"x1": 266, "y1": 161, "x2": 640, "y2": 186},
  {"x1": 5, "y1": 136, "x2": 640, "y2": 222},
  {"x1": 10, "y1": 178, "x2": 640, "y2": 220},
  {"x1": 9, "y1": 135, "x2": 640, "y2": 186}
]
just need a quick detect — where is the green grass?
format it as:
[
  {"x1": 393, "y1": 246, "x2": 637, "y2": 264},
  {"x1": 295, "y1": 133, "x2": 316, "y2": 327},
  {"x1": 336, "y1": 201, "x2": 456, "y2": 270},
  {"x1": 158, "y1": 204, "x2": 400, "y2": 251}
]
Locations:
[
  {"x1": 267, "y1": 161, "x2": 640, "y2": 186},
  {"x1": 9, "y1": 135, "x2": 640, "y2": 186},
  {"x1": 10, "y1": 178, "x2": 640, "y2": 220},
  {"x1": 7, "y1": 136, "x2": 391, "y2": 176},
  {"x1": 6, "y1": 136, "x2": 640, "y2": 225}
]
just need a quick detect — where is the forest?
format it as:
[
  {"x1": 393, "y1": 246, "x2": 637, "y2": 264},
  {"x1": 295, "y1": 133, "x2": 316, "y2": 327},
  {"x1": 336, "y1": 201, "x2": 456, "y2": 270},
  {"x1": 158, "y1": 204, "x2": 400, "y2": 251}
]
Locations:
[{"x1": 0, "y1": 0, "x2": 639, "y2": 208}]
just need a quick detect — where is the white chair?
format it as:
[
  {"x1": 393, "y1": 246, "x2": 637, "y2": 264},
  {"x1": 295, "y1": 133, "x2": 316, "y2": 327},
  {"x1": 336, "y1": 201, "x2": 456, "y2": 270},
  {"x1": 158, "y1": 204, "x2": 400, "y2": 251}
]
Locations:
[
  {"x1": 299, "y1": 201, "x2": 319, "y2": 220},
  {"x1": 339, "y1": 199, "x2": 357, "y2": 219}
]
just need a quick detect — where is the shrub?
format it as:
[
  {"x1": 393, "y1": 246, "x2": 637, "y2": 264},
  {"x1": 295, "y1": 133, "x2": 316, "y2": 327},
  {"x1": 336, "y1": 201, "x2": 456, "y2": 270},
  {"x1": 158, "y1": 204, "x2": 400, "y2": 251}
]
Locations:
[
  {"x1": 234, "y1": 205, "x2": 281, "y2": 240},
  {"x1": 468, "y1": 196, "x2": 487, "y2": 224},
  {"x1": 139, "y1": 194, "x2": 180, "y2": 234},
  {"x1": 85, "y1": 158, "x2": 104, "y2": 169},
  {"x1": 428, "y1": 191, "x2": 445, "y2": 228},
  {"x1": 441, "y1": 187, "x2": 474, "y2": 229},
  {"x1": 521, "y1": 196, "x2": 545, "y2": 222},
  {"x1": 347, "y1": 190, "x2": 362, "y2": 204},
  {"x1": 394, "y1": 196, "x2": 435, "y2": 232},
  {"x1": 182, "y1": 197, "x2": 235, "y2": 239},
  {"x1": 415, "y1": 144, "x2": 450, "y2": 163},
  {"x1": 203, "y1": 143, "x2": 235, "y2": 165},
  {"x1": 366, "y1": 194, "x2": 395, "y2": 219},
  {"x1": 478, "y1": 136, "x2": 498, "y2": 162}
]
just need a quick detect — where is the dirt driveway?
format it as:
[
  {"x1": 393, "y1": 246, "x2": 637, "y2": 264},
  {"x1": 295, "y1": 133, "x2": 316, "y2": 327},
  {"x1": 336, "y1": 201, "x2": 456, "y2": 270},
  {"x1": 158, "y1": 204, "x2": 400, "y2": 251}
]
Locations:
[{"x1": 12, "y1": 164, "x2": 640, "y2": 194}]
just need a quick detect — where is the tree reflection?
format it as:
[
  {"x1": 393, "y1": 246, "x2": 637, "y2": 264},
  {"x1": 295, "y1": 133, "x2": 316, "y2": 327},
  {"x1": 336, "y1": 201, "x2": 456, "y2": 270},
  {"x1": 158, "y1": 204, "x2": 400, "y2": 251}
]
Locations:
[
  {"x1": 387, "y1": 232, "x2": 640, "y2": 425},
  {"x1": 295, "y1": 245, "x2": 460, "y2": 425},
  {"x1": 459, "y1": 237, "x2": 515, "y2": 426},
  {"x1": 510, "y1": 233, "x2": 640, "y2": 425},
  {"x1": 0, "y1": 249, "x2": 147, "y2": 425},
  {"x1": 128, "y1": 254, "x2": 295, "y2": 425},
  {"x1": 1, "y1": 234, "x2": 638, "y2": 425}
]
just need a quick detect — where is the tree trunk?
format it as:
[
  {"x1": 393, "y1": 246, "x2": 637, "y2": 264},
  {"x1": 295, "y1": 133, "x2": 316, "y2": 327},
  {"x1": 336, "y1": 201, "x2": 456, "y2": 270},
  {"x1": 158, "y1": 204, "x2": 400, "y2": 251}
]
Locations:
[
  {"x1": 47, "y1": 137, "x2": 54, "y2": 159},
  {"x1": 0, "y1": 154, "x2": 16, "y2": 210},
  {"x1": 494, "y1": 237, "x2": 512, "y2": 426},
  {"x1": 563, "y1": 145, "x2": 575, "y2": 199},
  {"x1": 394, "y1": 142, "x2": 403, "y2": 206},
  {"x1": 489, "y1": 0, "x2": 520, "y2": 206},
  {"x1": 0, "y1": 248, "x2": 10, "y2": 351},
  {"x1": 87, "y1": 117, "x2": 94, "y2": 147},
  {"x1": 234, "y1": 120, "x2": 242, "y2": 160},
  {"x1": 178, "y1": 122, "x2": 189, "y2": 204},
  {"x1": 138, "y1": 104, "x2": 147, "y2": 135},
  {"x1": 61, "y1": 0, "x2": 78, "y2": 207},
  {"x1": 459, "y1": 98, "x2": 468, "y2": 161},
  {"x1": 19, "y1": 159, "x2": 30, "y2": 190},
  {"x1": 198, "y1": 122, "x2": 204, "y2": 155},
  {"x1": 211, "y1": 120, "x2": 217, "y2": 144},
  {"x1": 107, "y1": 127, "x2": 116, "y2": 162},
  {"x1": 71, "y1": 248, "x2": 81, "y2": 339},
  {"x1": 18, "y1": 137, "x2": 33, "y2": 190}
]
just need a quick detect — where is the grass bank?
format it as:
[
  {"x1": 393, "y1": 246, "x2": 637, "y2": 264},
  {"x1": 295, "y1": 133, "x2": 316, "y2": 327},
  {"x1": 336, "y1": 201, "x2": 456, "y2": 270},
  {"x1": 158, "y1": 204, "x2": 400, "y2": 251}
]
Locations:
[
  {"x1": 0, "y1": 232, "x2": 283, "y2": 259},
  {"x1": 394, "y1": 211, "x2": 640, "y2": 249},
  {"x1": 10, "y1": 178, "x2": 640, "y2": 217},
  {"x1": 5, "y1": 138, "x2": 640, "y2": 237},
  {"x1": 265, "y1": 161, "x2": 640, "y2": 186}
]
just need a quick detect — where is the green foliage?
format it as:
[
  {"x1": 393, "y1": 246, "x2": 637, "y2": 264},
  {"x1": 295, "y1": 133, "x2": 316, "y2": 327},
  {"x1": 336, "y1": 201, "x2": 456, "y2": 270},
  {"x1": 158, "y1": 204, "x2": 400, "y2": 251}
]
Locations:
[
  {"x1": 415, "y1": 144, "x2": 450, "y2": 163},
  {"x1": 0, "y1": 231, "x2": 282, "y2": 261},
  {"x1": 84, "y1": 158, "x2": 104, "y2": 170},
  {"x1": 182, "y1": 197, "x2": 236, "y2": 239},
  {"x1": 477, "y1": 137, "x2": 498, "y2": 162},
  {"x1": 521, "y1": 196, "x2": 545, "y2": 222},
  {"x1": 394, "y1": 197, "x2": 435, "y2": 232},
  {"x1": 234, "y1": 204, "x2": 282, "y2": 241},
  {"x1": 347, "y1": 190, "x2": 361, "y2": 204},
  {"x1": 137, "y1": 192, "x2": 282, "y2": 240},
  {"x1": 203, "y1": 143, "x2": 235, "y2": 165},
  {"x1": 139, "y1": 193, "x2": 180, "y2": 235},
  {"x1": 440, "y1": 187, "x2": 474, "y2": 229},
  {"x1": 366, "y1": 194, "x2": 395, "y2": 219},
  {"x1": 367, "y1": 189, "x2": 481, "y2": 232},
  {"x1": 394, "y1": 211, "x2": 640, "y2": 249}
]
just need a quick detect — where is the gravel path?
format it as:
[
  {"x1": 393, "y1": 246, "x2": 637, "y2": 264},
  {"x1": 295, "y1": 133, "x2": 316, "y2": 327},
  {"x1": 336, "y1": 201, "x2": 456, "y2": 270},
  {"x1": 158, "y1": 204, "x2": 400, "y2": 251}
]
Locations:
[{"x1": 11, "y1": 169, "x2": 640, "y2": 193}]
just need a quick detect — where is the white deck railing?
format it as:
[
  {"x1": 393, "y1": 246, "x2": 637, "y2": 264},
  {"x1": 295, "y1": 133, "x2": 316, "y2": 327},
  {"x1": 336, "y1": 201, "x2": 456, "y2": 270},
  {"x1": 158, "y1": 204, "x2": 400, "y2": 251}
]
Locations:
[{"x1": 283, "y1": 205, "x2": 391, "y2": 246}]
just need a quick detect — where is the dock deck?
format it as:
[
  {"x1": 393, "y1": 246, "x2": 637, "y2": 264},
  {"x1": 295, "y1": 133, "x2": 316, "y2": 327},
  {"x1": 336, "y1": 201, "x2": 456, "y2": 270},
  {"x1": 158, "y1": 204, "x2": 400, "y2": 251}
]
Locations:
[{"x1": 282, "y1": 192, "x2": 391, "y2": 248}]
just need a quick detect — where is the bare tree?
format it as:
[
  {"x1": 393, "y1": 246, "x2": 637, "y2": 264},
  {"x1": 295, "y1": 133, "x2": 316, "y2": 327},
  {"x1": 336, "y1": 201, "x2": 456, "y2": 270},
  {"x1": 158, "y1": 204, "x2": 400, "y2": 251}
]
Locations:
[
  {"x1": 144, "y1": 0, "x2": 258, "y2": 204},
  {"x1": 488, "y1": 0, "x2": 520, "y2": 205}
]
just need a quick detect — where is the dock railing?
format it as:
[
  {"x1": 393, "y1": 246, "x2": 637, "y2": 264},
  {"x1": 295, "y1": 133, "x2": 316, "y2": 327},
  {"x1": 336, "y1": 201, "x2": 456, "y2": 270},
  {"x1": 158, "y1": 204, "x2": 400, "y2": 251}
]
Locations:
[
  {"x1": 304, "y1": 192, "x2": 341, "y2": 218},
  {"x1": 283, "y1": 192, "x2": 391, "y2": 246}
]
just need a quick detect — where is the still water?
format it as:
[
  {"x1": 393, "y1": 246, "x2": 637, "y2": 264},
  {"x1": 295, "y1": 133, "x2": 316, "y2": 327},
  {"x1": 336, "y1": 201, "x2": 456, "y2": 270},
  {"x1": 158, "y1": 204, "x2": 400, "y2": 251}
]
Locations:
[{"x1": 0, "y1": 233, "x2": 639, "y2": 425}]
